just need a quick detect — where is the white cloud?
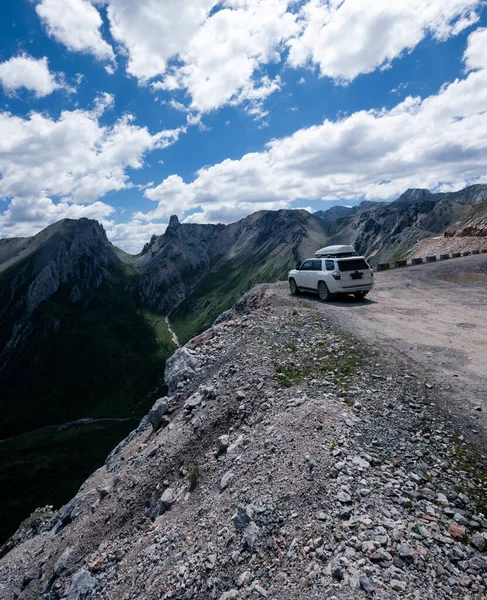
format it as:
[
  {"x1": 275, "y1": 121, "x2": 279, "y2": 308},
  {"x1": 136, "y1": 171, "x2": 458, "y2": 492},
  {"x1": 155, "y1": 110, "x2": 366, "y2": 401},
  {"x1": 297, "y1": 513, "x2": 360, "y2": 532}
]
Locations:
[
  {"x1": 0, "y1": 95, "x2": 176, "y2": 204},
  {"x1": 287, "y1": 0, "x2": 481, "y2": 81},
  {"x1": 36, "y1": 0, "x2": 115, "y2": 63},
  {"x1": 158, "y1": 0, "x2": 297, "y2": 114},
  {"x1": 0, "y1": 94, "x2": 182, "y2": 239},
  {"x1": 33, "y1": 1, "x2": 482, "y2": 117},
  {"x1": 105, "y1": 219, "x2": 168, "y2": 253},
  {"x1": 463, "y1": 26, "x2": 487, "y2": 70},
  {"x1": 0, "y1": 55, "x2": 64, "y2": 97},
  {"x1": 138, "y1": 27, "x2": 487, "y2": 224},
  {"x1": 104, "y1": 0, "x2": 215, "y2": 81},
  {"x1": 0, "y1": 194, "x2": 114, "y2": 238}
]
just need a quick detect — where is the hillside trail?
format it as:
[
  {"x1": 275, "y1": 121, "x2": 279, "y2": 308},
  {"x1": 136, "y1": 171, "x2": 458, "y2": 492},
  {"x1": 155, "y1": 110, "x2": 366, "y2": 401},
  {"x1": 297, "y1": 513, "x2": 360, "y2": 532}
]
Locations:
[{"x1": 301, "y1": 253, "x2": 487, "y2": 450}]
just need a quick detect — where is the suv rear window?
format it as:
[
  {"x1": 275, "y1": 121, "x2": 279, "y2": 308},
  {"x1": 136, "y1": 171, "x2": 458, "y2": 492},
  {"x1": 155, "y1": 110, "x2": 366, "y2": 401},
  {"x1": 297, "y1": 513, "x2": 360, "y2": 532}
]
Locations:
[{"x1": 337, "y1": 258, "x2": 369, "y2": 272}]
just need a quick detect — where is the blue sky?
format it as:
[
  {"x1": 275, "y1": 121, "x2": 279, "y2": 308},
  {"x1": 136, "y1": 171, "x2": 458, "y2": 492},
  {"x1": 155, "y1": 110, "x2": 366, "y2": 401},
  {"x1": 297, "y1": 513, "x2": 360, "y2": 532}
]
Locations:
[{"x1": 1, "y1": 1, "x2": 487, "y2": 252}]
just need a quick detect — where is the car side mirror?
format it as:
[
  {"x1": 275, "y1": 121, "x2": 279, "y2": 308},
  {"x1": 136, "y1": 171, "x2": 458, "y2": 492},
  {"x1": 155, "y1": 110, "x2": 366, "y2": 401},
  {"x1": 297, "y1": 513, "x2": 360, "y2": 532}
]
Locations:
[{"x1": 295, "y1": 262, "x2": 301, "y2": 270}]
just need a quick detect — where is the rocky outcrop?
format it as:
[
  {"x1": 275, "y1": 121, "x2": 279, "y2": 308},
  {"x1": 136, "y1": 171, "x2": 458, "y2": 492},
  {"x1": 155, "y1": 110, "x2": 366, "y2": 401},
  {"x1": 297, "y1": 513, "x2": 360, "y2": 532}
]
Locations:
[
  {"x1": 1, "y1": 283, "x2": 486, "y2": 599},
  {"x1": 24, "y1": 219, "x2": 117, "y2": 315},
  {"x1": 164, "y1": 347, "x2": 202, "y2": 393},
  {"x1": 1, "y1": 218, "x2": 120, "y2": 322}
]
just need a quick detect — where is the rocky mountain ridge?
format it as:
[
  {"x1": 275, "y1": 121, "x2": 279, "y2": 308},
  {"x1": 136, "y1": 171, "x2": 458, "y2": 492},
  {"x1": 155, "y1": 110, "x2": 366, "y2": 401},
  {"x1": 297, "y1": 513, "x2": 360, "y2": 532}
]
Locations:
[
  {"x1": 132, "y1": 209, "x2": 328, "y2": 344},
  {"x1": 1, "y1": 284, "x2": 486, "y2": 599},
  {"x1": 313, "y1": 201, "x2": 378, "y2": 223},
  {"x1": 316, "y1": 184, "x2": 487, "y2": 264},
  {"x1": 133, "y1": 210, "x2": 326, "y2": 318}
]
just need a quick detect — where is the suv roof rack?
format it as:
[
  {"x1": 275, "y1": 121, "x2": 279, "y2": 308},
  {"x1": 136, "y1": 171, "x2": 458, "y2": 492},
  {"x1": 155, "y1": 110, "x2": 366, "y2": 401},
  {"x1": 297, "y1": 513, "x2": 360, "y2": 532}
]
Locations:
[{"x1": 315, "y1": 245, "x2": 358, "y2": 258}]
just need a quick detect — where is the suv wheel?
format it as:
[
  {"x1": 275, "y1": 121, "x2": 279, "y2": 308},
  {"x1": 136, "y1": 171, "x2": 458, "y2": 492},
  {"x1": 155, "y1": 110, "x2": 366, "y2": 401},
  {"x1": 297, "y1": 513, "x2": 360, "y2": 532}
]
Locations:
[
  {"x1": 354, "y1": 291, "x2": 367, "y2": 301},
  {"x1": 289, "y1": 278, "x2": 299, "y2": 295},
  {"x1": 318, "y1": 281, "x2": 330, "y2": 301}
]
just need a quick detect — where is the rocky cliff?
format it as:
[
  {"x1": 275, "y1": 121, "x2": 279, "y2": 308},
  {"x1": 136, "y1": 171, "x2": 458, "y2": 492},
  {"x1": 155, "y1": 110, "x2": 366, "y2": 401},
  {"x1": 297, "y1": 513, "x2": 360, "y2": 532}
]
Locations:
[
  {"x1": 316, "y1": 184, "x2": 487, "y2": 265},
  {"x1": 0, "y1": 210, "x2": 328, "y2": 545},
  {"x1": 1, "y1": 284, "x2": 486, "y2": 600}
]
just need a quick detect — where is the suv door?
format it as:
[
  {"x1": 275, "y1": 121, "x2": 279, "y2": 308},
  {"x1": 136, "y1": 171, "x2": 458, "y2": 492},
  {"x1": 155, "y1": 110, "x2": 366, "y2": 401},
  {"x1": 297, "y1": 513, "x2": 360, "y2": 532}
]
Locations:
[
  {"x1": 295, "y1": 259, "x2": 314, "y2": 288},
  {"x1": 324, "y1": 259, "x2": 340, "y2": 293},
  {"x1": 307, "y1": 259, "x2": 323, "y2": 290}
]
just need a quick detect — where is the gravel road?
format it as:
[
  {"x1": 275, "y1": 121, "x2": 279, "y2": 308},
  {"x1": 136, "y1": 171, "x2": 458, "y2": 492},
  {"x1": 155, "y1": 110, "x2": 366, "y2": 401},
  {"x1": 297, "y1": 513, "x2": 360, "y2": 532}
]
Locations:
[{"x1": 299, "y1": 254, "x2": 487, "y2": 449}]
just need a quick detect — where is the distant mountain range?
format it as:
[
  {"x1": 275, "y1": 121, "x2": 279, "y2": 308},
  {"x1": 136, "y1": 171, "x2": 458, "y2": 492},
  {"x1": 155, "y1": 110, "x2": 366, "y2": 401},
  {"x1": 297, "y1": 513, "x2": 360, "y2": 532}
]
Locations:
[
  {"x1": 314, "y1": 184, "x2": 487, "y2": 264},
  {"x1": 1, "y1": 182, "x2": 486, "y2": 542}
]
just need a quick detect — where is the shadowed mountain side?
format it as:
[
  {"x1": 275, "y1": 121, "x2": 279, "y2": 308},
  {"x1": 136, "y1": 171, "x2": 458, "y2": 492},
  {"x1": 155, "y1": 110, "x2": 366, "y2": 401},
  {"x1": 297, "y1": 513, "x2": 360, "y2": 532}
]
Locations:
[{"x1": 0, "y1": 219, "x2": 176, "y2": 542}]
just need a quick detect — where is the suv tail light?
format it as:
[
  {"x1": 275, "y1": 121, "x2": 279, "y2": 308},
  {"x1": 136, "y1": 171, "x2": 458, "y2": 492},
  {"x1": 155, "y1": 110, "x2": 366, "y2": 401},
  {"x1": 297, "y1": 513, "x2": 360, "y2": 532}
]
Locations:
[{"x1": 332, "y1": 271, "x2": 341, "y2": 280}]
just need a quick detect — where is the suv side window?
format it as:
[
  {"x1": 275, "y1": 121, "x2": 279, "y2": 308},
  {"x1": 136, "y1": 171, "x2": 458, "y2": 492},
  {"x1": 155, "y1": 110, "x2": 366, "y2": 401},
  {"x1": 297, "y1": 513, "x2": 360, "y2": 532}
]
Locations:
[
  {"x1": 325, "y1": 260, "x2": 335, "y2": 271},
  {"x1": 300, "y1": 260, "x2": 314, "y2": 270},
  {"x1": 312, "y1": 260, "x2": 322, "y2": 271}
]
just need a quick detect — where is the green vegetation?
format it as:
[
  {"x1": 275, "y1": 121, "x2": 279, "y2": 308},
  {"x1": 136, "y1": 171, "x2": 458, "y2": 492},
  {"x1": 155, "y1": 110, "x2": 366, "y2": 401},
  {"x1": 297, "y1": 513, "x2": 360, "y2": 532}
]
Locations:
[
  {"x1": 464, "y1": 199, "x2": 487, "y2": 221},
  {"x1": 0, "y1": 419, "x2": 137, "y2": 544},
  {"x1": 142, "y1": 311, "x2": 178, "y2": 360},
  {"x1": 272, "y1": 329, "x2": 361, "y2": 391},
  {"x1": 0, "y1": 264, "x2": 177, "y2": 544},
  {"x1": 389, "y1": 246, "x2": 409, "y2": 263},
  {"x1": 170, "y1": 258, "x2": 291, "y2": 344},
  {"x1": 188, "y1": 464, "x2": 201, "y2": 491},
  {"x1": 0, "y1": 272, "x2": 176, "y2": 438}
]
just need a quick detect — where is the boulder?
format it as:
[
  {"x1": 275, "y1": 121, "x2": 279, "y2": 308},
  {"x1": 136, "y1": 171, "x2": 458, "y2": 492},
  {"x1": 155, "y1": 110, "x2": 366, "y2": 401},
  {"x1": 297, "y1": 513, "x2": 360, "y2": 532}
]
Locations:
[
  {"x1": 67, "y1": 570, "x2": 97, "y2": 600},
  {"x1": 148, "y1": 397, "x2": 170, "y2": 431},
  {"x1": 164, "y1": 348, "x2": 201, "y2": 393}
]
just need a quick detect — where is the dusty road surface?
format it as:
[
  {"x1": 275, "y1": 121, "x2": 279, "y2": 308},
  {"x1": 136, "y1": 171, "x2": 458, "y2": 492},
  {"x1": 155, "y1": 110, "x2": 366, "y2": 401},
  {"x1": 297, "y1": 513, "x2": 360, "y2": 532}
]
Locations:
[{"x1": 294, "y1": 254, "x2": 487, "y2": 449}]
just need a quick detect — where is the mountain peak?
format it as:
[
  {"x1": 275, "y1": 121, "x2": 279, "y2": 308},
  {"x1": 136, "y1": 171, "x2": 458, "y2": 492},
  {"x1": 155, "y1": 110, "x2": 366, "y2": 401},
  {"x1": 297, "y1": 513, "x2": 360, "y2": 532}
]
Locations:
[
  {"x1": 168, "y1": 215, "x2": 180, "y2": 229},
  {"x1": 394, "y1": 188, "x2": 433, "y2": 204}
]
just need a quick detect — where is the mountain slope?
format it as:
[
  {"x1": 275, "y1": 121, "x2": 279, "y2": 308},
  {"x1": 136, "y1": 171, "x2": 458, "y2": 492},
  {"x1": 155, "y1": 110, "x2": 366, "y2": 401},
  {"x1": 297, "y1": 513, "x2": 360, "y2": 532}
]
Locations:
[
  {"x1": 134, "y1": 210, "x2": 328, "y2": 344},
  {"x1": 314, "y1": 200, "x2": 378, "y2": 223},
  {"x1": 0, "y1": 219, "x2": 176, "y2": 543},
  {"x1": 1, "y1": 284, "x2": 486, "y2": 599}
]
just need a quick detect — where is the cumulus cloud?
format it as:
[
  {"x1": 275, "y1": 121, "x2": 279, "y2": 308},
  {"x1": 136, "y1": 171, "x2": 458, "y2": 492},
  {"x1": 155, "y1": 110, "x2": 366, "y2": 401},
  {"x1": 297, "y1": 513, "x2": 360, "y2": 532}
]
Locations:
[
  {"x1": 137, "y1": 26, "x2": 487, "y2": 224},
  {"x1": 0, "y1": 194, "x2": 114, "y2": 238},
  {"x1": 287, "y1": 0, "x2": 481, "y2": 81},
  {"x1": 463, "y1": 26, "x2": 487, "y2": 70},
  {"x1": 0, "y1": 55, "x2": 65, "y2": 97},
  {"x1": 105, "y1": 219, "x2": 168, "y2": 253},
  {"x1": 104, "y1": 0, "x2": 215, "y2": 81},
  {"x1": 36, "y1": 0, "x2": 115, "y2": 64},
  {"x1": 33, "y1": 1, "x2": 483, "y2": 115},
  {"x1": 0, "y1": 94, "x2": 181, "y2": 239},
  {"x1": 156, "y1": 0, "x2": 297, "y2": 114}
]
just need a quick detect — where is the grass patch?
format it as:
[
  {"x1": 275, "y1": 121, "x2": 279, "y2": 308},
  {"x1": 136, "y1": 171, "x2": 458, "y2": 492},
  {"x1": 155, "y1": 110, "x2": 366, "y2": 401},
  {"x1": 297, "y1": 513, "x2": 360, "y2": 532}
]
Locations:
[
  {"x1": 273, "y1": 353, "x2": 359, "y2": 389},
  {"x1": 464, "y1": 199, "x2": 487, "y2": 221},
  {"x1": 142, "y1": 311, "x2": 177, "y2": 360}
]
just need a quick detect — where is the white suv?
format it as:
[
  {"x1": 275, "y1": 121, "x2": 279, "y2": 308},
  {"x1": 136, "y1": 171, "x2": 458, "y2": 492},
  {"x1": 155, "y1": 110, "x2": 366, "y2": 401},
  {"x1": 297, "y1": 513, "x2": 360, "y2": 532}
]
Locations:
[{"x1": 288, "y1": 245, "x2": 374, "y2": 301}]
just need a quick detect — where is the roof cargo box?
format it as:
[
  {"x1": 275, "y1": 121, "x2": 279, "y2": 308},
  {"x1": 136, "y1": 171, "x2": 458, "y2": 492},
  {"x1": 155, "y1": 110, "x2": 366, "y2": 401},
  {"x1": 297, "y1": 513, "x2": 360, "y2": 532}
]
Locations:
[{"x1": 315, "y1": 245, "x2": 358, "y2": 258}]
